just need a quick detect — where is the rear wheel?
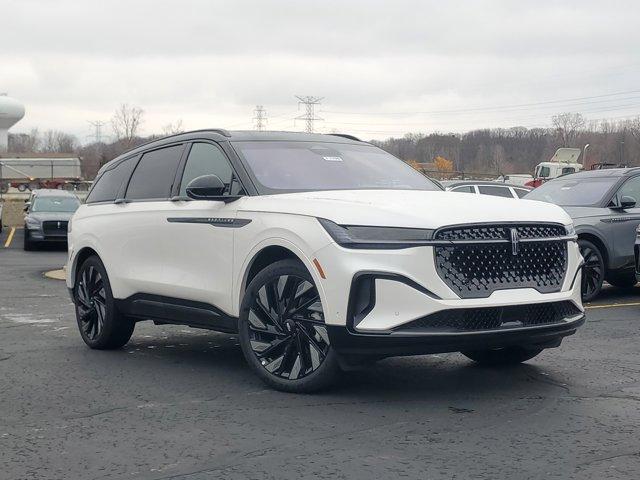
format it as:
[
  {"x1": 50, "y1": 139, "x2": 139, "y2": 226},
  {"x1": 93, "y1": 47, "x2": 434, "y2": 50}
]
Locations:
[
  {"x1": 579, "y1": 239, "x2": 604, "y2": 302},
  {"x1": 238, "y1": 259, "x2": 340, "y2": 393},
  {"x1": 462, "y1": 346, "x2": 543, "y2": 365},
  {"x1": 74, "y1": 256, "x2": 135, "y2": 349}
]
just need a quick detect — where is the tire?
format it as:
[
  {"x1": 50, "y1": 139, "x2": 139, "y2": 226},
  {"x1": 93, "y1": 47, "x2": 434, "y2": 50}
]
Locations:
[
  {"x1": 17, "y1": 184, "x2": 27, "y2": 192},
  {"x1": 238, "y1": 259, "x2": 341, "y2": 393},
  {"x1": 606, "y1": 272, "x2": 637, "y2": 289},
  {"x1": 74, "y1": 255, "x2": 135, "y2": 350},
  {"x1": 462, "y1": 346, "x2": 543, "y2": 366},
  {"x1": 23, "y1": 227, "x2": 37, "y2": 251},
  {"x1": 578, "y1": 239, "x2": 604, "y2": 302}
]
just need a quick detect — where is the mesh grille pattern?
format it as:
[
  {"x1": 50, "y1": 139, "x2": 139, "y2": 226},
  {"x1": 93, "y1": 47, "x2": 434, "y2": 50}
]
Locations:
[
  {"x1": 397, "y1": 301, "x2": 581, "y2": 333},
  {"x1": 434, "y1": 224, "x2": 568, "y2": 298},
  {"x1": 42, "y1": 221, "x2": 68, "y2": 236}
]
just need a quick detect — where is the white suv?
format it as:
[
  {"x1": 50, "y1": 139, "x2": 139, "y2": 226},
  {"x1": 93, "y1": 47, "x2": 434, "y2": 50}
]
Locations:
[{"x1": 67, "y1": 130, "x2": 585, "y2": 392}]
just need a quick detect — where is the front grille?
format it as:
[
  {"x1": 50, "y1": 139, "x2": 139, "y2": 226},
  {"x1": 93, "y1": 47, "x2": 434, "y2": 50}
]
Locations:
[
  {"x1": 434, "y1": 223, "x2": 568, "y2": 298},
  {"x1": 42, "y1": 220, "x2": 68, "y2": 236},
  {"x1": 397, "y1": 301, "x2": 581, "y2": 333}
]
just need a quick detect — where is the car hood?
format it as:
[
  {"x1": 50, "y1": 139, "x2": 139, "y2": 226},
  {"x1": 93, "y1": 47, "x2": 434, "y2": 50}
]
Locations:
[
  {"x1": 237, "y1": 190, "x2": 572, "y2": 228},
  {"x1": 560, "y1": 206, "x2": 606, "y2": 220},
  {"x1": 27, "y1": 211, "x2": 75, "y2": 222}
]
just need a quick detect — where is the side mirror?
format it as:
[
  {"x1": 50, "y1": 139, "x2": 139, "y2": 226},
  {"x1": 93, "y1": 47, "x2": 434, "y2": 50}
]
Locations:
[
  {"x1": 620, "y1": 196, "x2": 637, "y2": 209},
  {"x1": 186, "y1": 175, "x2": 226, "y2": 200},
  {"x1": 23, "y1": 202, "x2": 31, "y2": 212}
]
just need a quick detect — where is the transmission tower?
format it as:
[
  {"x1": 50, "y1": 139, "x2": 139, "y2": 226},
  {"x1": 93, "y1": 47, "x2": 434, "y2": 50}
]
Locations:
[
  {"x1": 295, "y1": 95, "x2": 323, "y2": 133},
  {"x1": 87, "y1": 120, "x2": 107, "y2": 143},
  {"x1": 253, "y1": 105, "x2": 267, "y2": 131}
]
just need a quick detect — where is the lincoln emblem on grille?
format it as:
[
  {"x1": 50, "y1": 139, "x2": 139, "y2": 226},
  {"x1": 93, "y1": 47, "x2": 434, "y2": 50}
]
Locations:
[
  {"x1": 510, "y1": 228, "x2": 520, "y2": 255},
  {"x1": 57, "y1": 221, "x2": 61, "y2": 228}
]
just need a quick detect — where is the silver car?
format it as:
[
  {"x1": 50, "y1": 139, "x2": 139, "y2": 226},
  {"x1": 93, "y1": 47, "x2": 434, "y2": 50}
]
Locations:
[{"x1": 526, "y1": 168, "x2": 640, "y2": 301}]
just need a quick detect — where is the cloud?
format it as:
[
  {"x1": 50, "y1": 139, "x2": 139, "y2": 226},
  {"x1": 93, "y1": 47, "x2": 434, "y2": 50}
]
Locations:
[{"x1": 1, "y1": 0, "x2": 639, "y2": 140}]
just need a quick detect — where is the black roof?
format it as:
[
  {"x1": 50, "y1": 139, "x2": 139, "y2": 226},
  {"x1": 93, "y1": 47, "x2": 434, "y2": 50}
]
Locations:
[{"x1": 99, "y1": 130, "x2": 367, "y2": 174}]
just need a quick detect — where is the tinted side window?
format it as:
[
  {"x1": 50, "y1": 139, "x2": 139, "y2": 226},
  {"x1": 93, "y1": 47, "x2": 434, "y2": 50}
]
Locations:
[
  {"x1": 86, "y1": 156, "x2": 137, "y2": 204},
  {"x1": 126, "y1": 145, "x2": 184, "y2": 200},
  {"x1": 514, "y1": 188, "x2": 529, "y2": 198},
  {"x1": 179, "y1": 143, "x2": 239, "y2": 196},
  {"x1": 478, "y1": 186, "x2": 514, "y2": 198},
  {"x1": 451, "y1": 185, "x2": 474, "y2": 193}
]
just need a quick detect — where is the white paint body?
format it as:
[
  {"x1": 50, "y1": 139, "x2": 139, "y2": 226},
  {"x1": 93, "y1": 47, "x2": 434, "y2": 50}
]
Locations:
[{"x1": 68, "y1": 188, "x2": 583, "y2": 331}]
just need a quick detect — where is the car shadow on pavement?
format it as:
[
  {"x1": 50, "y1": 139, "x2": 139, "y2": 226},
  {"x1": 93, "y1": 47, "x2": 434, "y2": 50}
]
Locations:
[{"x1": 100, "y1": 326, "x2": 568, "y2": 402}]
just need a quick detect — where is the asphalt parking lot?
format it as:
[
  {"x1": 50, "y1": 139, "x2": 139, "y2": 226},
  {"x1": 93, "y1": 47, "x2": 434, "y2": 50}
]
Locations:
[{"x1": 1, "y1": 227, "x2": 640, "y2": 480}]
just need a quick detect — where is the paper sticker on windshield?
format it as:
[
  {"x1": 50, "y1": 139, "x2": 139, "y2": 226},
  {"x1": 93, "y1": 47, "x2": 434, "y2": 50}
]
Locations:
[{"x1": 323, "y1": 156, "x2": 343, "y2": 162}]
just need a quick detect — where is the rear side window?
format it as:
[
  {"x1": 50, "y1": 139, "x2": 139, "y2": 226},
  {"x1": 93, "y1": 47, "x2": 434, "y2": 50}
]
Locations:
[
  {"x1": 478, "y1": 185, "x2": 514, "y2": 198},
  {"x1": 514, "y1": 188, "x2": 529, "y2": 198},
  {"x1": 126, "y1": 145, "x2": 184, "y2": 200},
  {"x1": 86, "y1": 156, "x2": 137, "y2": 204},
  {"x1": 451, "y1": 185, "x2": 475, "y2": 193}
]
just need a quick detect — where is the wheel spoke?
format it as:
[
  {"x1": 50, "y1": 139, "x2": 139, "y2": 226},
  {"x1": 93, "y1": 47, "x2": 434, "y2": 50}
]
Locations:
[{"x1": 248, "y1": 273, "x2": 330, "y2": 380}]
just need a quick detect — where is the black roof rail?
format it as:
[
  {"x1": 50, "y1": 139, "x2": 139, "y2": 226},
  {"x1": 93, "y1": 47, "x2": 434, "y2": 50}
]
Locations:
[{"x1": 329, "y1": 133, "x2": 362, "y2": 142}]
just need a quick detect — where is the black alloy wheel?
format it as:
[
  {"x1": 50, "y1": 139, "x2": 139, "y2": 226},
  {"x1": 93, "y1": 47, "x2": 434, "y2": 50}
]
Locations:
[
  {"x1": 74, "y1": 256, "x2": 135, "y2": 349},
  {"x1": 76, "y1": 264, "x2": 107, "y2": 341},
  {"x1": 239, "y1": 259, "x2": 340, "y2": 392},
  {"x1": 578, "y1": 239, "x2": 604, "y2": 302}
]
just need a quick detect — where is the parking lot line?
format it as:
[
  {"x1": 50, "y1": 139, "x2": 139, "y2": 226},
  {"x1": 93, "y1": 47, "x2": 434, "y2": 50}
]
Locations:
[
  {"x1": 586, "y1": 301, "x2": 640, "y2": 310},
  {"x1": 4, "y1": 227, "x2": 16, "y2": 248}
]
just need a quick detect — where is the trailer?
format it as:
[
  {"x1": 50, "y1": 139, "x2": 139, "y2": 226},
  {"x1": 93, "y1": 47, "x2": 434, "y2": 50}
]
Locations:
[{"x1": 0, "y1": 155, "x2": 82, "y2": 193}]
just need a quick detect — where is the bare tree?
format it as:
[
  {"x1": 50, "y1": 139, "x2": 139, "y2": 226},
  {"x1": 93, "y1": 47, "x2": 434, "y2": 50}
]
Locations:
[
  {"x1": 41, "y1": 130, "x2": 77, "y2": 153},
  {"x1": 552, "y1": 112, "x2": 586, "y2": 147},
  {"x1": 627, "y1": 116, "x2": 640, "y2": 144},
  {"x1": 8, "y1": 128, "x2": 41, "y2": 152},
  {"x1": 161, "y1": 119, "x2": 184, "y2": 136},
  {"x1": 111, "y1": 104, "x2": 144, "y2": 146}
]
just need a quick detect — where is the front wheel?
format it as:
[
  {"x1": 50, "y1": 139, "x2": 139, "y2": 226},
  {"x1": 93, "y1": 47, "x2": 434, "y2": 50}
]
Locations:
[
  {"x1": 74, "y1": 256, "x2": 135, "y2": 349},
  {"x1": 462, "y1": 346, "x2": 543, "y2": 365},
  {"x1": 579, "y1": 239, "x2": 604, "y2": 302},
  {"x1": 23, "y1": 228, "x2": 37, "y2": 251},
  {"x1": 238, "y1": 259, "x2": 340, "y2": 393}
]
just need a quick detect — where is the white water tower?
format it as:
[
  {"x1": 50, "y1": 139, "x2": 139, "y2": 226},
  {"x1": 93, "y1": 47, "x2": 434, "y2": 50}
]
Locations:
[{"x1": 0, "y1": 94, "x2": 25, "y2": 152}]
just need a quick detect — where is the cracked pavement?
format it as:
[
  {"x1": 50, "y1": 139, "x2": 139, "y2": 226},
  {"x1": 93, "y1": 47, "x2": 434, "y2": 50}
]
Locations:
[{"x1": 1, "y1": 231, "x2": 639, "y2": 479}]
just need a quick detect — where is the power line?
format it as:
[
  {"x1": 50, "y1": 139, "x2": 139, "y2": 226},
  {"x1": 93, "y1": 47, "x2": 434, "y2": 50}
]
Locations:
[
  {"x1": 87, "y1": 120, "x2": 107, "y2": 143},
  {"x1": 295, "y1": 95, "x2": 323, "y2": 133},
  {"x1": 253, "y1": 105, "x2": 267, "y2": 131},
  {"x1": 321, "y1": 89, "x2": 640, "y2": 117}
]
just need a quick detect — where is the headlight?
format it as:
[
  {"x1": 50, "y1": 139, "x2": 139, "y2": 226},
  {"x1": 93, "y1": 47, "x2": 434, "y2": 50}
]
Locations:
[
  {"x1": 318, "y1": 218, "x2": 434, "y2": 249},
  {"x1": 565, "y1": 224, "x2": 576, "y2": 236},
  {"x1": 25, "y1": 217, "x2": 41, "y2": 229}
]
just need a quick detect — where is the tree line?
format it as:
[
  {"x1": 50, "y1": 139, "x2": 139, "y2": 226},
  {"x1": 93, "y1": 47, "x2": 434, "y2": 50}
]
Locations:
[
  {"x1": 372, "y1": 113, "x2": 640, "y2": 175},
  {"x1": 7, "y1": 108, "x2": 640, "y2": 180}
]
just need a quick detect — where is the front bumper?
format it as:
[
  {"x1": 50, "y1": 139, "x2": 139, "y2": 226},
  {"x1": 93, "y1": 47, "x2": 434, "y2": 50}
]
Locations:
[
  {"x1": 327, "y1": 313, "x2": 584, "y2": 357},
  {"x1": 313, "y1": 239, "x2": 584, "y2": 357}
]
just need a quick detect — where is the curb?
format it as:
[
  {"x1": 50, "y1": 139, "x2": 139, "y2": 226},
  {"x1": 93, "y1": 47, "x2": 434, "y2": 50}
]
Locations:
[{"x1": 44, "y1": 267, "x2": 67, "y2": 281}]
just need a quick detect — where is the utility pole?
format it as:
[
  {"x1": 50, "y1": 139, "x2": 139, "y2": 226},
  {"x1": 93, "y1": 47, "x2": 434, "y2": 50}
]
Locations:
[
  {"x1": 87, "y1": 120, "x2": 106, "y2": 144},
  {"x1": 253, "y1": 105, "x2": 267, "y2": 131},
  {"x1": 295, "y1": 95, "x2": 323, "y2": 133}
]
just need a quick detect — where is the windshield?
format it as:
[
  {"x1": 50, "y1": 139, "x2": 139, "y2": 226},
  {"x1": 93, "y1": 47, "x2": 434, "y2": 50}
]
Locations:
[
  {"x1": 233, "y1": 141, "x2": 440, "y2": 193},
  {"x1": 31, "y1": 196, "x2": 80, "y2": 213},
  {"x1": 536, "y1": 165, "x2": 551, "y2": 178},
  {"x1": 525, "y1": 176, "x2": 618, "y2": 206}
]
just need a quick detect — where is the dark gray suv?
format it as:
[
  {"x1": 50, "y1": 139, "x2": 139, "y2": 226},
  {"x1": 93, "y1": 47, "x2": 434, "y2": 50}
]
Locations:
[
  {"x1": 24, "y1": 190, "x2": 80, "y2": 250},
  {"x1": 526, "y1": 168, "x2": 640, "y2": 301}
]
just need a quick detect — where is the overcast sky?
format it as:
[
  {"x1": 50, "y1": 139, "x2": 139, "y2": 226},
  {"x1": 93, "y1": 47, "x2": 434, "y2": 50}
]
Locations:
[{"x1": 1, "y1": 0, "x2": 639, "y2": 141}]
